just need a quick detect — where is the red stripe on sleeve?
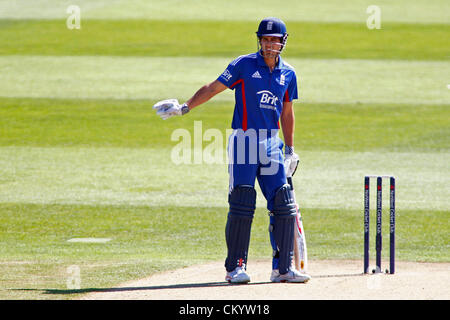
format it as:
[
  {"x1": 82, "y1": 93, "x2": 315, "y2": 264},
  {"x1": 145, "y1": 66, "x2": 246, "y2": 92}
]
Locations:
[
  {"x1": 230, "y1": 79, "x2": 247, "y2": 131},
  {"x1": 284, "y1": 89, "x2": 290, "y2": 102}
]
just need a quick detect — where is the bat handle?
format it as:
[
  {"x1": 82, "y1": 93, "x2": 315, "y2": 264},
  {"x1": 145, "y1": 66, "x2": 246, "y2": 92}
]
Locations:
[{"x1": 287, "y1": 176, "x2": 294, "y2": 190}]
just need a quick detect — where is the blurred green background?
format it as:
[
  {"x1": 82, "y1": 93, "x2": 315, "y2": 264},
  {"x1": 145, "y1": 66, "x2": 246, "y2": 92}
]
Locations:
[{"x1": 0, "y1": 0, "x2": 448, "y2": 299}]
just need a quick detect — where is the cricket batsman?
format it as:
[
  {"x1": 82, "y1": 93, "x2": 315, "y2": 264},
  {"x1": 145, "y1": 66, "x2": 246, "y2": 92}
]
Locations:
[{"x1": 153, "y1": 17, "x2": 311, "y2": 284}]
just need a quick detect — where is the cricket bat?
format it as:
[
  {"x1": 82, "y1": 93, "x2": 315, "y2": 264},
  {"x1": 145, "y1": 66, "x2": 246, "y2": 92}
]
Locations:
[{"x1": 287, "y1": 176, "x2": 308, "y2": 273}]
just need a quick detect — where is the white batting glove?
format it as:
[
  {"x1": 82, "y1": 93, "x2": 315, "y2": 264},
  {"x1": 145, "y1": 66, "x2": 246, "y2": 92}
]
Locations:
[
  {"x1": 284, "y1": 145, "x2": 300, "y2": 177},
  {"x1": 153, "y1": 99, "x2": 189, "y2": 120}
]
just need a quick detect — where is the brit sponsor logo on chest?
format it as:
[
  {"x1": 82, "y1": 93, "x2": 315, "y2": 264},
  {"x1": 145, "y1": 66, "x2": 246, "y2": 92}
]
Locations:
[{"x1": 257, "y1": 90, "x2": 278, "y2": 111}]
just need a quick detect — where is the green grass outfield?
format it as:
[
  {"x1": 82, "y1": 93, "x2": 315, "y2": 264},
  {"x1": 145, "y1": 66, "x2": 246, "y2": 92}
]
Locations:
[
  {"x1": 1, "y1": 20, "x2": 449, "y2": 60},
  {"x1": 0, "y1": 1, "x2": 449, "y2": 299},
  {"x1": 2, "y1": 0, "x2": 449, "y2": 23}
]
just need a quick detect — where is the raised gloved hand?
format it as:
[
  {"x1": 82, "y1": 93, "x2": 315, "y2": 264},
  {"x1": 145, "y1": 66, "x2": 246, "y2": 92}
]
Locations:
[
  {"x1": 153, "y1": 99, "x2": 189, "y2": 120},
  {"x1": 284, "y1": 145, "x2": 299, "y2": 177}
]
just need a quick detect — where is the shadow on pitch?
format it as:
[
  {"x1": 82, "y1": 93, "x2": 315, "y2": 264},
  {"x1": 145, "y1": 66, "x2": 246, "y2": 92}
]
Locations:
[
  {"x1": 13, "y1": 274, "x2": 364, "y2": 296},
  {"x1": 14, "y1": 280, "x2": 273, "y2": 296}
]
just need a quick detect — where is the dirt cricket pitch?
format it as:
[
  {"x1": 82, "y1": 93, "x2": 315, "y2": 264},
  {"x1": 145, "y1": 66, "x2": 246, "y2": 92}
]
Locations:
[{"x1": 80, "y1": 259, "x2": 449, "y2": 300}]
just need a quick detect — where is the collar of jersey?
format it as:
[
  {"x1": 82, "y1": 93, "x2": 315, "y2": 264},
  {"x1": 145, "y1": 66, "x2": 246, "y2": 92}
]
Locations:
[{"x1": 256, "y1": 51, "x2": 285, "y2": 70}]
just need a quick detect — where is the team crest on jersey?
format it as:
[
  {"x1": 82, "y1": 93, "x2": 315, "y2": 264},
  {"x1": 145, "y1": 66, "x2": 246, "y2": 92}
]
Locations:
[{"x1": 257, "y1": 90, "x2": 278, "y2": 111}]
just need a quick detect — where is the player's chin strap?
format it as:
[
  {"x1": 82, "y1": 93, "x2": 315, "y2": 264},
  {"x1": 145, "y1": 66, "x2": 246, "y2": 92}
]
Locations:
[{"x1": 279, "y1": 33, "x2": 288, "y2": 53}]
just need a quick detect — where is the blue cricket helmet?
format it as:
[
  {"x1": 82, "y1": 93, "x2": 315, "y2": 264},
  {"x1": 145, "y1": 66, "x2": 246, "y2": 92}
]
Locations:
[
  {"x1": 256, "y1": 17, "x2": 288, "y2": 38},
  {"x1": 256, "y1": 17, "x2": 288, "y2": 54}
]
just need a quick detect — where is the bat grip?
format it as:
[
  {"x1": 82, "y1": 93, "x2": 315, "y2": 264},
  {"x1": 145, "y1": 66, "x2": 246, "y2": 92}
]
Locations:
[{"x1": 287, "y1": 176, "x2": 294, "y2": 191}]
